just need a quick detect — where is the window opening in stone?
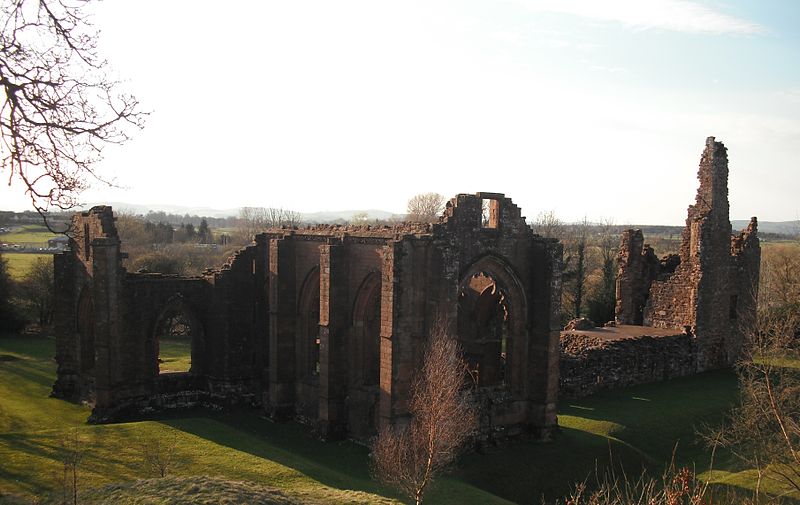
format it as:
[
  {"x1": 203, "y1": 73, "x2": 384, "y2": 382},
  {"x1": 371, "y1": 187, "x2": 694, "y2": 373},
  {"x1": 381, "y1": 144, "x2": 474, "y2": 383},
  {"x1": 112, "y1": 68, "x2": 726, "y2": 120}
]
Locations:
[
  {"x1": 298, "y1": 269, "x2": 321, "y2": 378},
  {"x1": 155, "y1": 307, "x2": 195, "y2": 374},
  {"x1": 481, "y1": 199, "x2": 499, "y2": 229},
  {"x1": 729, "y1": 294, "x2": 738, "y2": 320},
  {"x1": 308, "y1": 303, "x2": 320, "y2": 376},
  {"x1": 457, "y1": 271, "x2": 509, "y2": 387}
]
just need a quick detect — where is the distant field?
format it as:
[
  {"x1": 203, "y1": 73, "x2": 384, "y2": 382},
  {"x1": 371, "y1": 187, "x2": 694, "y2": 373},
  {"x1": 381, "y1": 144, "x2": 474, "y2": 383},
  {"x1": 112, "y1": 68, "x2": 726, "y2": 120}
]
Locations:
[
  {"x1": 3, "y1": 253, "x2": 52, "y2": 279},
  {"x1": 0, "y1": 224, "x2": 58, "y2": 245}
]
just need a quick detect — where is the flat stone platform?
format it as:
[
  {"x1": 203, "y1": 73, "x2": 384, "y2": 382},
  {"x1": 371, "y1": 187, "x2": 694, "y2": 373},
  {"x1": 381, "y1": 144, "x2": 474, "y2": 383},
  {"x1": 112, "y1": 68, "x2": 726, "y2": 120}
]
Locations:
[{"x1": 561, "y1": 324, "x2": 686, "y2": 342}]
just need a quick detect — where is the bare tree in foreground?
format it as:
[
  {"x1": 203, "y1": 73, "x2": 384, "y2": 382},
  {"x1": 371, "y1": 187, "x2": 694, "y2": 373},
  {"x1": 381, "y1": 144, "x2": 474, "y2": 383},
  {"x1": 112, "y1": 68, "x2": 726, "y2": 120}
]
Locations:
[
  {"x1": 59, "y1": 427, "x2": 85, "y2": 505},
  {"x1": 706, "y1": 309, "x2": 800, "y2": 500},
  {"x1": 371, "y1": 322, "x2": 477, "y2": 505},
  {"x1": 406, "y1": 193, "x2": 446, "y2": 223},
  {"x1": 0, "y1": 0, "x2": 145, "y2": 217},
  {"x1": 139, "y1": 435, "x2": 178, "y2": 478}
]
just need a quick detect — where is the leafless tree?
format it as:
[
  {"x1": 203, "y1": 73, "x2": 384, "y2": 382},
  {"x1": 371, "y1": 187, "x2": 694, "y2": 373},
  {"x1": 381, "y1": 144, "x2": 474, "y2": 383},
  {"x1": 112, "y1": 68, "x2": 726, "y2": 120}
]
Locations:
[
  {"x1": 14, "y1": 255, "x2": 53, "y2": 326},
  {"x1": 139, "y1": 435, "x2": 178, "y2": 478},
  {"x1": 563, "y1": 218, "x2": 590, "y2": 321},
  {"x1": 0, "y1": 0, "x2": 145, "y2": 219},
  {"x1": 759, "y1": 244, "x2": 800, "y2": 314},
  {"x1": 236, "y1": 206, "x2": 303, "y2": 243},
  {"x1": 706, "y1": 308, "x2": 800, "y2": 500},
  {"x1": 531, "y1": 210, "x2": 564, "y2": 240},
  {"x1": 371, "y1": 320, "x2": 477, "y2": 505},
  {"x1": 58, "y1": 426, "x2": 85, "y2": 505},
  {"x1": 586, "y1": 218, "x2": 617, "y2": 325},
  {"x1": 406, "y1": 193, "x2": 445, "y2": 223}
]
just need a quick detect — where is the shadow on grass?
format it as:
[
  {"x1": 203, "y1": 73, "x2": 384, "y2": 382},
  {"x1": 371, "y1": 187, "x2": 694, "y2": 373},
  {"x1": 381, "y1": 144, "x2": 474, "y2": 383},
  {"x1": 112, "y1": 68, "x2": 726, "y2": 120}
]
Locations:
[
  {"x1": 559, "y1": 370, "x2": 738, "y2": 462},
  {"x1": 160, "y1": 411, "x2": 402, "y2": 501},
  {"x1": 154, "y1": 370, "x2": 740, "y2": 505}
]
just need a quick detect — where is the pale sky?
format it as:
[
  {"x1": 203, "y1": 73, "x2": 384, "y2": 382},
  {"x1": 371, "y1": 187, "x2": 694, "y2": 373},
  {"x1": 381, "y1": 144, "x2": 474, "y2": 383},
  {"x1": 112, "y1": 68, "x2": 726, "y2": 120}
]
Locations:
[{"x1": 1, "y1": 0, "x2": 798, "y2": 224}]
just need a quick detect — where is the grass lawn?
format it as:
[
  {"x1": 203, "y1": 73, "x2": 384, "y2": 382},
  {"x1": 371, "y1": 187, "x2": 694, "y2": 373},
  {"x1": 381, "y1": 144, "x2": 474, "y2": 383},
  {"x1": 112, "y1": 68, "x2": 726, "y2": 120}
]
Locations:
[
  {"x1": 2, "y1": 253, "x2": 52, "y2": 280},
  {"x1": 159, "y1": 337, "x2": 192, "y2": 373},
  {"x1": 0, "y1": 333, "x2": 772, "y2": 504}
]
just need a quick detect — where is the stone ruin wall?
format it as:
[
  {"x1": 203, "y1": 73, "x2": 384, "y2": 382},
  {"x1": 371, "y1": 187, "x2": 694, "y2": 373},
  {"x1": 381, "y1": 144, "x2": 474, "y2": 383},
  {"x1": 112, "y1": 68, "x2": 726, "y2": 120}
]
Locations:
[
  {"x1": 560, "y1": 331, "x2": 694, "y2": 398},
  {"x1": 610, "y1": 137, "x2": 761, "y2": 374},
  {"x1": 52, "y1": 193, "x2": 563, "y2": 444},
  {"x1": 560, "y1": 137, "x2": 761, "y2": 398}
]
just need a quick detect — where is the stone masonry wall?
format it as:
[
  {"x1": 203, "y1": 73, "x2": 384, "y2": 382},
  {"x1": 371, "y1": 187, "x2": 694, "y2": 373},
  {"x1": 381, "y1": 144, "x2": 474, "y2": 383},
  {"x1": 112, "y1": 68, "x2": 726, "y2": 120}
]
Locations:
[
  {"x1": 615, "y1": 229, "x2": 659, "y2": 325},
  {"x1": 560, "y1": 331, "x2": 695, "y2": 398},
  {"x1": 614, "y1": 137, "x2": 760, "y2": 372}
]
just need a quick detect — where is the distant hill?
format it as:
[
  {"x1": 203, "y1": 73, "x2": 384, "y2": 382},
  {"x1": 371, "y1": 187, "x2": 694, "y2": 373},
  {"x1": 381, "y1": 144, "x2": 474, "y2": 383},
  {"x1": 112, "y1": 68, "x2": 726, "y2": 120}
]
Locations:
[
  {"x1": 92, "y1": 202, "x2": 240, "y2": 218},
  {"x1": 86, "y1": 202, "x2": 402, "y2": 223},
  {"x1": 302, "y1": 209, "x2": 400, "y2": 223},
  {"x1": 732, "y1": 220, "x2": 799, "y2": 235},
  {"x1": 605, "y1": 221, "x2": 798, "y2": 237}
]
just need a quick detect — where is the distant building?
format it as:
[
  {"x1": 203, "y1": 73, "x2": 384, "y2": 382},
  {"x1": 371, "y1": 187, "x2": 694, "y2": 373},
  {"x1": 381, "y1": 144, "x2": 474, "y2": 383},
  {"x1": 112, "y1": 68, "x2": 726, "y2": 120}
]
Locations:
[{"x1": 48, "y1": 236, "x2": 70, "y2": 250}]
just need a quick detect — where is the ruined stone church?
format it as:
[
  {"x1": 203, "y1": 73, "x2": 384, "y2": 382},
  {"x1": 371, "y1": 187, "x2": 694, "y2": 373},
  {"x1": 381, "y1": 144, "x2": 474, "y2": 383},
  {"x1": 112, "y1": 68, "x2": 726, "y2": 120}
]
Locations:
[
  {"x1": 51, "y1": 136, "x2": 760, "y2": 441},
  {"x1": 52, "y1": 193, "x2": 562, "y2": 440}
]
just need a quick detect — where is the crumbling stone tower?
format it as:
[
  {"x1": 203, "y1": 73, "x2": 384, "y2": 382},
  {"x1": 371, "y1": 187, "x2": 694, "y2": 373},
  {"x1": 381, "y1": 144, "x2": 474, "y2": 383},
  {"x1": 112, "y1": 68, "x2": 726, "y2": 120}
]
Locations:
[{"x1": 615, "y1": 137, "x2": 760, "y2": 371}]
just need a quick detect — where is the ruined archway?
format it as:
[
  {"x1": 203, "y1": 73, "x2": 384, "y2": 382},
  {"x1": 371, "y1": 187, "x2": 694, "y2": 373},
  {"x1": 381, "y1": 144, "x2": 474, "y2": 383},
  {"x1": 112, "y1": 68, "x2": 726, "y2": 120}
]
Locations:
[
  {"x1": 76, "y1": 286, "x2": 94, "y2": 373},
  {"x1": 297, "y1": 267, "x2": 321, "y2": 378},
  {"x1": 348, "y1": 271, "x2": 382, "y2": 438},
  {"x1": 457, "y1": 255, "x2": 527, "y2": 391},
  {"x1": 296, "y1": 267, "x2": 320, "y2": 417},
  {"x1": 151, "y1": 295, "x2": 205, "y2": 375}
]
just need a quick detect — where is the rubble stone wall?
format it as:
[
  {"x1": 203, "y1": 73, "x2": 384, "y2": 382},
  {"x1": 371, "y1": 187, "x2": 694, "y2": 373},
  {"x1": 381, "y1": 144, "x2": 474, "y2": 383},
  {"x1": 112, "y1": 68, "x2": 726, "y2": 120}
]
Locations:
[
  {"x1": 614, "y1": 137, "x2": 760, "y2": 372},
  {"x1": 560, "y1": 332, "x2": 695, "y2": 398}
]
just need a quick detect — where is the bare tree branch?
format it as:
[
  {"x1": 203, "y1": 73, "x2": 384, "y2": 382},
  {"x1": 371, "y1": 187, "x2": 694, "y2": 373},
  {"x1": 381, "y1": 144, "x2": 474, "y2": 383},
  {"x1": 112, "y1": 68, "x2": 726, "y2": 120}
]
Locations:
[
  {"x1": 406, "y1": 193, "x2": 445, "y2": 223},
  {"x1": 371, "y1": 319, "x2": 477, "y2": 505},
  {"x1": 0, "y1": 0, "x2": 146, "y2": 225}
]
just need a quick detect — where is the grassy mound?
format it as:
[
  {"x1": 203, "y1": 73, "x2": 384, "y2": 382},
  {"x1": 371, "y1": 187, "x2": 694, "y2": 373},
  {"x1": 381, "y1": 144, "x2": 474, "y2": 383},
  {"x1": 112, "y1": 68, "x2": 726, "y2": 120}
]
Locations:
[{"x1": 68, "y1": 475, "x2": 399, "y2": 505}]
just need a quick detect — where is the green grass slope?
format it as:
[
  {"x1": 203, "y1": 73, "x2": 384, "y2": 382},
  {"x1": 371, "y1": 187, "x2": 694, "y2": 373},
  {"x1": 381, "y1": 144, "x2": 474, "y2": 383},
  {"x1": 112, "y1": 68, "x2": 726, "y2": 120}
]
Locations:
[
  {"x1": 0, "y1": 335, "x2": 507, "y2": 505},
  {"x1": 0, "y1": 333, "x2": 757, "y2": 504}
]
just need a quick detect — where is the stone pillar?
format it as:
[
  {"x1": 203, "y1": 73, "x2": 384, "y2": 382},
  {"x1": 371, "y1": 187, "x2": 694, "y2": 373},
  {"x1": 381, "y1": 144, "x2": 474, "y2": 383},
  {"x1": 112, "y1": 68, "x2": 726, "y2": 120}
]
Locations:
[
  {"x1": 378, "y1": 243, "x2": 397, "y2": 430},
  {"x1": 253, "y1": 235, "x2": 270, "y2": 388},
  {"x1": 51, "y1": 252, "x2": 79, "y2": 399},
  {"x1": 318, "y1": 242, "x2": 348, "y2": 438},
  {"x1": 615, "y1": 229, "x2": 658, "y2": 326},
  {"x1": 90, "y1": 236, "x2": 121, "y2": 410},
  {"x1": 268, "y1": 235, "x2": 296, "y2": 418},
  {"x1": 527, "y1": 238, "x2": 562, "y2": 434}
]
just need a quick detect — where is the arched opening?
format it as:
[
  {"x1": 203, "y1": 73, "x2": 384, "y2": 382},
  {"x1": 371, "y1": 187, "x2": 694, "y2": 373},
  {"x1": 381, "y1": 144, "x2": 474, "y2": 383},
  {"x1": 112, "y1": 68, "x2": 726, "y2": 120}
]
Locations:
[
  {"x1": 457, "y1": 256, "x2": 526, "y2": 390},
  {"x1": 352, "y1": 272, "x2": 382, "y2": 387},
  {"x1": 153, "y1": 297, "x2": 204, "y2": 374},
  {"x1": 348, "y1": 271, "x2": 382, "y2": 438},
  {"x1": 297, "y1": 268, "x2": 321, "y2": 378},
  {"x1": 76, "y1": 287, "x2": 94, "y2": 373}
]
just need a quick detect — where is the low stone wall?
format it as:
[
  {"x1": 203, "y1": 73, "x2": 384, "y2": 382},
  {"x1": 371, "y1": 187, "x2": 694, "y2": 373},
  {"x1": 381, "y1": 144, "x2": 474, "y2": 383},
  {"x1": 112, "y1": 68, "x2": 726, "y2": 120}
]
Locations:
[
  {"x1": 559, "y1": 332, "x2": 696, "y2": 398},
  {"x1": 88, "y1": 374, "x2": 258, "y2": 423}
]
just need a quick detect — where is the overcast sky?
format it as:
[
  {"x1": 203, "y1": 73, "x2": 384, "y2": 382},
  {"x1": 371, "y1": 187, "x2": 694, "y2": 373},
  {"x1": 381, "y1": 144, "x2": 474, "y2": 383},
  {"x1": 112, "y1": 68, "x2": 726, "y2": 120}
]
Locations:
[{"x1": 1, "y1": 0, "x2": 798, "y2": 224}]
